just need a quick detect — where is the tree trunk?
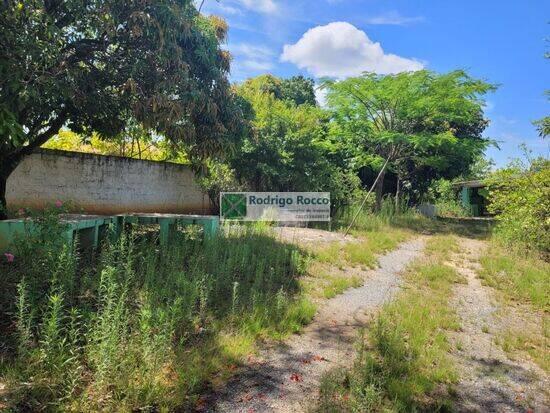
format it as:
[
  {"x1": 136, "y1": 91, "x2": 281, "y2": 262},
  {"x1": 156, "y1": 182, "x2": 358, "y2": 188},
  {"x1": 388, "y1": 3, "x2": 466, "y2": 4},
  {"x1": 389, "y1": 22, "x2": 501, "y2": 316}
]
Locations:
[
  {"x1": 0, "y1": 154, "x2": 30, "y2": 219},
  {"x1": 375, "y1": 169, "x2": 386, "y2": 211},
  {"x1": 0, "y1": 114, "x2": 67, "y2": 220},
  {"x1": 395, "y1": 177, "x2": 400, "y2": 210},
  {"x1": 0, "y1": 160, "x2": 17, "y2": 220},
  {"x1": 0, "y1": 172, "x2": 7, "y2": 220}
]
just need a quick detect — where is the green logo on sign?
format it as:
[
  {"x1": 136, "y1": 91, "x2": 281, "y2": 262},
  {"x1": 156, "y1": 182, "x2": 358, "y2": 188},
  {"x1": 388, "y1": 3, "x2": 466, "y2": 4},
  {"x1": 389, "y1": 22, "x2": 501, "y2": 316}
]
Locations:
[{"x1": 221, "y1": 193, "x2": 247, "y2": 219}]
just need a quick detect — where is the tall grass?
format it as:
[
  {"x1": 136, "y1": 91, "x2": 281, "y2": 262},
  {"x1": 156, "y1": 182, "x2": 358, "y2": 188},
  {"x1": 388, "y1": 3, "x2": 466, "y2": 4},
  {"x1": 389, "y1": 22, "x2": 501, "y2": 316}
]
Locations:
[
  {"x1": 334, "y1": 196, "x2": 433, "y2": 234},
  {"x1": 479, "y1": 239, "x2": 549, "y2": 371},
  {"x1": 0, "y1": 213, "x2": 314, "y2": 411},
  {"x1": 479, "y1": 241, "x2": 549, "y2": 311}
]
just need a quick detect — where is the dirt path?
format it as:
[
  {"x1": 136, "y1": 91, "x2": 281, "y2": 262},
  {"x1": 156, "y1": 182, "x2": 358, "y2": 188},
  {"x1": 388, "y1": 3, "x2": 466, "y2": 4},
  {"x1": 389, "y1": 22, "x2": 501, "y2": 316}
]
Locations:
[
  {"x1": 204, "y1": 237, "x2": 426, "y2": 412},
  {"x1": 449, "y1": 238, "x2": 549, "y2": 412}
]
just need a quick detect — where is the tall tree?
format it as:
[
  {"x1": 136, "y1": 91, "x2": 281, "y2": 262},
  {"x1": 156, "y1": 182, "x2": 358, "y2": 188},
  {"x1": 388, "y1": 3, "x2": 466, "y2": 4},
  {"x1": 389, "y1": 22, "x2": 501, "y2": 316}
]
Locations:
[
  {"x1": 322, "y1": 70, "x2": 495, "y2": 207},
  {"x1": 0, "y1": 1, "x2": 245, "y2": 219},
  {"x1": 279, "y1": 75, "x2": 317, "y2": 106},
  {"x1": 239, "y1": 74, "x2": 317, "y2": 106},
  {"x1": 228, "y1": 75, "x2": 359, "y2": 211}
]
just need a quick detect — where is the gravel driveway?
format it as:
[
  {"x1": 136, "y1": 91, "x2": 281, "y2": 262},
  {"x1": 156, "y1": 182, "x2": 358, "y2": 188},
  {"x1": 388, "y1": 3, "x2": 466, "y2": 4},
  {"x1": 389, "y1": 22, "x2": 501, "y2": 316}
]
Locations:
[{"x1": 203, "y1": 236, "x2": 426, "y2": 412}]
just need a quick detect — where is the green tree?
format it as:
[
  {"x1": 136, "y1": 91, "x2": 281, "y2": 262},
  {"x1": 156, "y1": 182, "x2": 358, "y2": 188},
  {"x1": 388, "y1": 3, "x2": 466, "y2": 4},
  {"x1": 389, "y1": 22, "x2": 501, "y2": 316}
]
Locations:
[
  {"x1": 534, "y1": 115, "x2": 550, "y2": 138},
  {"x1": 238, "y1": 74, "x2": 317, "y2": 106},
  {"x1": 229, "y1": 75, "x2": 359, "y2": 211},
  {"x1": 322, "y1": 70, "x2": 495, "y2": 208},
  {"x1": 463, "y1": 154, "x2": 495, "y2": 180},
  {"x1": 0, "y1": 1, "x2": 244, "y2": 219},
  {"x1": 279, "y1": 75, "x2": 317, "y2": 106}
]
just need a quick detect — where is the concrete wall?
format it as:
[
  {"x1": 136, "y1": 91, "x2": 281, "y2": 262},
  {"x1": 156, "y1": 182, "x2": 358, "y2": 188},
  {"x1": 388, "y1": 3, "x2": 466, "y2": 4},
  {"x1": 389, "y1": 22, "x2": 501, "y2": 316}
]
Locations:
[{"x1": 7, "y1": 149, "x2": 211, "y2": 215}]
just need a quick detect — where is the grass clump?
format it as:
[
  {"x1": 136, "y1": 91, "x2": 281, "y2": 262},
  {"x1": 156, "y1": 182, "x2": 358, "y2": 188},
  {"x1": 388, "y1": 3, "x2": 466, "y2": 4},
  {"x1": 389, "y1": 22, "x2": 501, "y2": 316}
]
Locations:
[
  {"x1": 322, "y1": 275, "x2": 363, "y2": 299},
  {"x1": 0, "y1": 212, "x2": 314, "y2": 411},
  {"x1": 495, "y1": 325, "x2": 549, "y2": 372},
  {"x1": 317, "y1": 236, "x2": 462, "y2": 412},
  {"x1": 315, "y1": 230, "x2": 409, "y2": 270},
  {"x1": 479, "y1": 242, "x2": 550, "y2": 311},
  {"x1": 334, "y1": 199, "x2": 433, "y2": 234}
]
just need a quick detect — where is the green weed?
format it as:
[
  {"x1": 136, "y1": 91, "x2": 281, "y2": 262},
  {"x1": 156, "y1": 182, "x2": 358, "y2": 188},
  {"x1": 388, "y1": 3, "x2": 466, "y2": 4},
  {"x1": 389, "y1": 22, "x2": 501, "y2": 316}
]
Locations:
[
  {"x1": 315, "y1": 230, "x2": 409, "y2": 270},
  {"x1": 322, "y1": 275, "x2": 363, "y2": 299},
  {"x1": 479, "y1": 238, "x2": 549, "y2": 372},
  {"x1": 479, "y1": 242, "x2": 550, "y2": 311},
  {"x1": 496, "y1": 326, "x2": 549, "y2": 372},
  {"x1": 0, "y1": 215, "x2": 314, "y2": 411}
]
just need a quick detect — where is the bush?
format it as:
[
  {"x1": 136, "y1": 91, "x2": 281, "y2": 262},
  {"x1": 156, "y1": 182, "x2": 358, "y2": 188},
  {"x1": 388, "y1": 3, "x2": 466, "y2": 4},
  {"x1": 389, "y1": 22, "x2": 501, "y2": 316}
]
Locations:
[
  {"x1": 196, "y1": 159, "x2": 243, "y2": 210},
  {"x1": 429, "y1": 178, "x2": 471, "y2": 218},
  {"x1": 486, "y1": 158, "x2": 550, "y2": 254}
]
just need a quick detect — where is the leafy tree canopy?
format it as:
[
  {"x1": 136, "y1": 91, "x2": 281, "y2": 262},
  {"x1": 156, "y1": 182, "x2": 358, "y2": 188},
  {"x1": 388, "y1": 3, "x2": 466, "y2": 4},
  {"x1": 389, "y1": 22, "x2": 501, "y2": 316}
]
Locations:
[
  {"x1": 239, "y1": 74, "x2": 317, "y2": 107},
  {"x1": 322, "y1": 70, "x2": 496, "y2": 202},
  {"x1": 0, "y1": 0, "x2": 245, "y2": 218},
  {"x1": 227, "y1": 75, "x2": 359, "y2": 210}
]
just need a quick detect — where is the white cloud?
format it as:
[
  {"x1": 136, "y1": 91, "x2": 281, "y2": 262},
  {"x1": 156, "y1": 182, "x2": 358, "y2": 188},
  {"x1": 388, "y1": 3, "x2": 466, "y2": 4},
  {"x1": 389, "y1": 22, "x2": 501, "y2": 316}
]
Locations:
[
  {"x1": 281, "y1": 22, "x2": 424, "y2": 78},
  {"x1": 239, "y1": 0, "x2": 277, "y2": 14},
  {"x1": 216, "y1": 4, "x2": 242, "y2": 15},
  {"x1": 364, "y1": 11, "x2": 424, "y2": 26},
  {"x1": 228, "y1": 42, "x2": 276, "y2": 77},
  {"x1": 230, "y1": 43, "x2": 275, "y2": 60},
  {"x1": 241, "y1": 60, "x2": 273, "y2": 71}
]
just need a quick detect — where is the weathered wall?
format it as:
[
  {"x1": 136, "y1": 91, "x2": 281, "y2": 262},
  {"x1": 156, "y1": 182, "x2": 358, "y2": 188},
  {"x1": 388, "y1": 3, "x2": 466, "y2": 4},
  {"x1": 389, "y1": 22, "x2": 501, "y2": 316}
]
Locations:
[{"x1": 7, "y1": 149, "x2": 212, "y2": 215}]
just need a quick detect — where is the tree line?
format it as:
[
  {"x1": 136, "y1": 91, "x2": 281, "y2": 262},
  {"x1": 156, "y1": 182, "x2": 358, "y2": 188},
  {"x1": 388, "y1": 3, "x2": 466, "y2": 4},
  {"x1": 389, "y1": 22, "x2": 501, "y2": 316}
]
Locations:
[{"x1": 0, "y1": 1, "x2": 496, "y2": 219}]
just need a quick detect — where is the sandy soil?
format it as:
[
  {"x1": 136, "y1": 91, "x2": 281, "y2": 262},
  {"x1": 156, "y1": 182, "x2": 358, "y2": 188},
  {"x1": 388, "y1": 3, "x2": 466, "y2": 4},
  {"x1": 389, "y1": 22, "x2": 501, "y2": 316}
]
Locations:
[{"x1": 272, "y1": 226, "x2": 357, "y2": 247}]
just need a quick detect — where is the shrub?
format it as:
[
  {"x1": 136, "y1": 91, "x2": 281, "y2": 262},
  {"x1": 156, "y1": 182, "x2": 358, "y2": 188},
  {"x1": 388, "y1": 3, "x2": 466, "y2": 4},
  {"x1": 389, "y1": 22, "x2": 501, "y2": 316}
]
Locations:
[
  {"x1": 429, "y1": 178, "x2": 471, "y2": 218},
  {"x1": 196, "y1": 159, "x2": 243, "y2": 210},
  {"x1": 486, "y1": 158, "x2": 550, "y2": 254}
]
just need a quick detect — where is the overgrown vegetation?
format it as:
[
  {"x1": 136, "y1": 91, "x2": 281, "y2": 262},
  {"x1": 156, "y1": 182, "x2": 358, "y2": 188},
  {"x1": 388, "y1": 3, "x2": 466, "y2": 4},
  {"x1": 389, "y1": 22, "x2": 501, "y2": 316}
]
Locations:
[
  {"x1": 486, "y1": 156, "x2": 549, "y2": 255},
  {"x1": 333, "y1": 196, "x2": 433, "y2": 233},
  {"x1": 314, "y1": 230, "x2": 408, "y2": 270},
  {"x1": 0, "y1": 213, "x2": 315, "y2": 411},
  {"x1": 479, "y1": 242, "x2": 549, "y2": 310},
  {"x1": 429, "y1": 178, "x2": 472, "y2": 218},
  {"x1": 479, "y1": 240, "x2": 549, "y2": 372},
  {"x1": 317, "y1": 236, "x2": 464, "y2": 412}
]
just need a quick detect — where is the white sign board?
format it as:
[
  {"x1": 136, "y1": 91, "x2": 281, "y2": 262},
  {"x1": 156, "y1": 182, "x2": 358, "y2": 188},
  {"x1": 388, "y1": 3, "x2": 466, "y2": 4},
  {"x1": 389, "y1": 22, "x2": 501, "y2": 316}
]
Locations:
[{"x1": 220, "y1": 192, "x2": 331, "y2": 222}]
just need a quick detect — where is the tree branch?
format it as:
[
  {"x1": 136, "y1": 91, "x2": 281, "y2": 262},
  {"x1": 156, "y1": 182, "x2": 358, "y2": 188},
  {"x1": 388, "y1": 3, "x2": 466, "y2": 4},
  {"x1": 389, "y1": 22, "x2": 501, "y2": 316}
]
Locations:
[{"x1": 11, "y1": 112, "x2": 68, "y2": 162}]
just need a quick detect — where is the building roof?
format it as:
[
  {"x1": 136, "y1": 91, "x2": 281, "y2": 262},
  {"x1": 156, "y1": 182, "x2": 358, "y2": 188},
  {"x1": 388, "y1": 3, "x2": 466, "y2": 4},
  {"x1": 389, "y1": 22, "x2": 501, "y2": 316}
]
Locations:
[{"x1": 452, "y1": 180, "x2": 486, "y2": 188}]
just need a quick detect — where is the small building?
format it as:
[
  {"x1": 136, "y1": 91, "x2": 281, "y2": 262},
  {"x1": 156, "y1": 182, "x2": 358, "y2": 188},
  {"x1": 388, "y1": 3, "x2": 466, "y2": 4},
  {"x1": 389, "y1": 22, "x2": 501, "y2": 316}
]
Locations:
[{"x1": 453, "y1": 180, "x2": 489, "y2": 216}]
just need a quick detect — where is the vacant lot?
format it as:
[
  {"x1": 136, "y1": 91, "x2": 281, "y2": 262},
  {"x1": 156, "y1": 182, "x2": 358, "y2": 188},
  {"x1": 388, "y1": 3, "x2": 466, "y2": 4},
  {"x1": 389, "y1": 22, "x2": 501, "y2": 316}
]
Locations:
[{"x1": 1, "y1": 215, "x2": 547, "y2": 412}]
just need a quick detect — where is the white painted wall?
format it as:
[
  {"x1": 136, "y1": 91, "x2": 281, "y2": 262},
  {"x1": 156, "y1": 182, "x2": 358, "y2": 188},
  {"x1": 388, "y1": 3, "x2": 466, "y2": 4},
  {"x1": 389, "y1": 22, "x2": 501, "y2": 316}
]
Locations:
[{"x1": 7, "y1": 149, "x2": 211, "y2": 214}]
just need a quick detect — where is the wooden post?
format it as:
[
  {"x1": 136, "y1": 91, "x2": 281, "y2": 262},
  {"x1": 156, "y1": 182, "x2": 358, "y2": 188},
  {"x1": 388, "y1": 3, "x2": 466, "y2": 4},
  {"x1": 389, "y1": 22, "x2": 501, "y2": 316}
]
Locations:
[{"x1": 345, "y1": 158, "x2": 389, "y2": 236}]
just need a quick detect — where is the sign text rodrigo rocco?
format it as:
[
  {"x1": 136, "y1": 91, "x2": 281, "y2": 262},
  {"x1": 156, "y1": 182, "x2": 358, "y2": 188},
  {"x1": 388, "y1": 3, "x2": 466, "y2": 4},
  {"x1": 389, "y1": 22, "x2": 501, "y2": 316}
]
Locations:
[
  {"x1": 248, "y1": 193, "x2": 330, "y2": 207},
  {"x1": 220, "y1": 192, "x2": 331, "y2": 222}
]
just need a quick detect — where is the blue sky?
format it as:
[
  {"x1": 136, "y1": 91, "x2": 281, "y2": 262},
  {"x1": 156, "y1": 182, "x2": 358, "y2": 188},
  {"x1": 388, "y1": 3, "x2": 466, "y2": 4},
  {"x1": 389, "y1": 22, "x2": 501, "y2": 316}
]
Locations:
[{"x1": 201, "y1": 0, "x2": 549, "y2": 166}]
